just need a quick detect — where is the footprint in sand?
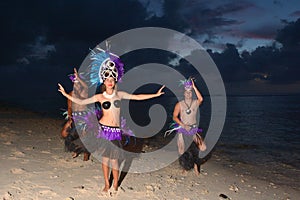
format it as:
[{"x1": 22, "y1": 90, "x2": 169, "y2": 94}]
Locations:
[
  {"x1": 21, "y1": 160, "x2": 29, "y2": 164},
  {"x1": 41, "y1": 150, "x2": 51, "y2": 154},
  {"x1": 49, "y1": 174, "x2": 59, "y2": 179},
  {"x1": 0, "y1": 133, "x2": 10, "y2": 139},
  {"x1": 73, "y1": 185, "x2": 88, "y2": 193},
  {"x1": 3, "y1": 141, "x2": 13, "y2": 145},
  {"x1": 24, "y1": 146, "x2": 34, "y2": 151},
  {"x1": 10, "y1": 168, "x2": 26, "y2": 174},
  {"x1": 38, "y1": 189, "x2": 58, "y2": 197},
  {"x1": 13, "y1": 151, "x2": 26, "y2": 157}
]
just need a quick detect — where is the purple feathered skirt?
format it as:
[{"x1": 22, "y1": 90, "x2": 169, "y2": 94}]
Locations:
[
  {"x1": 92, "y1": 124, "x2": 123, "y2": 159},
  {"x1": 176, "y1": 125, "x2": 203, "y2": 136},
  {"x1": 73, "y1": 112, "x2": 135, "y2": 160},
  {"x1": 164, "y1": 123, "x2": 203, "y2": 137}
]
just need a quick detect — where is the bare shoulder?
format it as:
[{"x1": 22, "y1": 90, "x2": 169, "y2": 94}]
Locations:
[
  {"x1": 117, "y1": 91, "x2": 130, "y2": 99},
  {"x1": 117, "y1": 91, "x2": 125, "y2": 95},
  {"x1": 177, "y1": 100, "x2": 183, "y2": 106},
  {"x1": 94, "y1": 93, "x2": 103, "y2": 101},
  {"x1": 174, "y1": 101, "x2": 181, "y2": 109}
]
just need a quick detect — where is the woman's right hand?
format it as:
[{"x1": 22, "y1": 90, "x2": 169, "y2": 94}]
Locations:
[
  {"x1": 156, "y1": 85, "x2": 165, "y2": 96},
  {"x1": 73, "y1": 68, "x2": 79, "y2": 80},
  {"x1": 58, "y1": 83, "x2": 67, "y2": 96}
]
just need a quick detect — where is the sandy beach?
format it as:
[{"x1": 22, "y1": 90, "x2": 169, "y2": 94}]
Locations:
[{"x1": 0, "y1": 105, "x2": 299, "y2": 200}]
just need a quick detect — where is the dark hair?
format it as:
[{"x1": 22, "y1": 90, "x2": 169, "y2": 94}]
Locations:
[
  {"x1": 100, "y1": 83, "x2": 106, "y2": 93},
  {"x1": 179, "y1": 142, "x2": 202, "y2": 170}
]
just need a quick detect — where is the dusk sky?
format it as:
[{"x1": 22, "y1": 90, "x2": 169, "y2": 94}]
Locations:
[
  {"x1": 0, "y1": 0, "x2": 300, "y2": 111},
  {"x1": 140, "y1": 0, "x2": 300, "y2": 51}
]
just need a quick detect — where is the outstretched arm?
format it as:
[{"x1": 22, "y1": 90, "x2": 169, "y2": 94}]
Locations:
[
  {"x1": 192, "y1": 79, "x2": 203, "y2": 105},
  {"x1": 118, "y1": 85, "x2": 165, "y2": 100},
  {"x1": 58, "y1": 83, "x2": 99, "y2": 105}
]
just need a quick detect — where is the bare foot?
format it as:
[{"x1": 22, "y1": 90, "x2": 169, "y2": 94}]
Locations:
[
  {"x1": 71, "y1": 152, "x2": 78, "y2": 158},
  {"x1": 194, "y1": 169, "x2": 200, "y2": 176},
  {"x1": 194, "y1": 164, "x2": 200, "y2": 176},
  {"x1": 83, "y1": 152, "x2": 90, "y2": 161},
  {"x1": 113, "y1": 183, "x2": 118, "y2": 191},
  {"x1": 102, "y1": 185, "x2": 110, "y2": 192},
  {"x1": 99, "y1": 190, "x2": 110, "y2": 197},
  {"x1": 111, "y1": 187, "x2": 119, "y2": 197},
  {"x1": 182, "y1": 169, "x2": 188, "y2": 175}
]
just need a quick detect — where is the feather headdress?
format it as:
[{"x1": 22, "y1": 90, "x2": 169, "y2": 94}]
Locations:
[
  {"x1": 179, "y1": 77, "x2": 193, "y2": 91},
  {"x1": 88, "y1": 47, "x2": 124, "y2": 87}
]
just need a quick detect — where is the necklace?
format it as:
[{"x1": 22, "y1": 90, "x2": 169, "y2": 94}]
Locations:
[
  {"x1": 183, "y1": 100, "x2": 192, "y2": 115},
  {"x1": 103, "y1": 91, "x2": 115, "y2": 99}
]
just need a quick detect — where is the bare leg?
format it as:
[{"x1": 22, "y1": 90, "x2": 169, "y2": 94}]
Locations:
[
  {"x1": 194, "y1": 163, "x2": 200, "y2": 176},
  {"x1": 110, "y1": 159, "x2": 119, "y2": 191},
  {"x1": 177, "y1": 133, "x2": 185, "y2": 155},
  {"x1": 182, "y1": 169, "x2": 188, "y2": 175},
  {"x1": 61, "y1": 119, "x2": 72, "y2": 138},
  {"x1": 193, "y1": 134, "x2": 204, "y2": 151},
  {"x1": 102, "y1": 157, "x2": 110, "y2": 192},
  {"x1": 178, "y1": 133, "x2": 187, "y2": 174}
]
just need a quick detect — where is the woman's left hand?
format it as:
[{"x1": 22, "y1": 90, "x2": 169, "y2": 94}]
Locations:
[{"x1": 156, "y1": 85, "x2": 165, "y2": 96}]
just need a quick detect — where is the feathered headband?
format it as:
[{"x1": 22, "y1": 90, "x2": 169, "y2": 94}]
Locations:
[
  {"x1": 179, "y1": 78, "x2": 193, "y2": 91},
  {"x1": 88, "y1": 47, "x2": 124, "y2": 87},
  {"x1": 68, "y1": 71, "x2": 85, "y2": 83}
]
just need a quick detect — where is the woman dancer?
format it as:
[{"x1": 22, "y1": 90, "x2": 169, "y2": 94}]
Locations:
[
  {"x1": 61, "y1": 68, "x2": 92, "y2": 161},
  {"x1": 58, "y1": 48, "x2": 164, "y2": 194}
]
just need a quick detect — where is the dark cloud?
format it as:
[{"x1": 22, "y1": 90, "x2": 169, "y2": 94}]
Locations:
[
  {"x1": 290, "y1": 10, "x2": 300, "y2": 17},
  {"x1": 207, "y1": 18, "x2": 300, "y2": 83},
  {"x1": 272, "y1": 0, "x2": 283, "y2": 6},
  {"x1": 208, "y1": 44, "x2": 249, "y2": 82},
  {"x1": 0, "y1": 0, "x2": 148, "y2": 111},
  {"x1": 182, "y1": 8, "x2": 239, "y2": 35},
  {"x1": 276, "y1": 18, "x2": 300, "y2": 49},
  {"x1": 1, "y1": 0, "x2": 196, "y2": 67},
  {"x1": 179, "y1": 1, "x2": 253, "y2": 36},
  {"x1": 0, "y1": 0, "x2": 193, "y2": 111},
  {"x1": 0, "y1": 0, "x2": 151, "y2": 66},
  {"x1": 227, "y1": 24, "x2": 279, "y2": 40}
]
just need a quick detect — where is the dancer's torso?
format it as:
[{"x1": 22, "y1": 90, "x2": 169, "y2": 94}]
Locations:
[
  {"x1": 179, "y1": 99, "x2": 198, "y2": 125},
  {"x1": 99, "y1": 92, "x2": 121, "y2": 127}
]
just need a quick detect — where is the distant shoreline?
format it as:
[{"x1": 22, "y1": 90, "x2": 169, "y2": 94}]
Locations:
[{"x1": 1, "y1": 93, "x2": 300, "y2": 118}]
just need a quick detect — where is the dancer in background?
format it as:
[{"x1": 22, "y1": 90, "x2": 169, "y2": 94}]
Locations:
[
  {"x1": 60, "y1": 68, "x2": 91, "y2": 161},
  {"x1": 166, "y1": 78, "x2": 206, "y2": 175},
  {"x1": 58, "y1": 48, "x2": 165, "y2": 195}
]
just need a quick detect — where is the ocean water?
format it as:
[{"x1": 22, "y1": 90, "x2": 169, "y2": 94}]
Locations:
[
  {"x1": 220, "y1": 95, "x2": 300, "y2": 163},
  {"x1": 216, "y1": 95, "x2": 300, "y2": 188}
]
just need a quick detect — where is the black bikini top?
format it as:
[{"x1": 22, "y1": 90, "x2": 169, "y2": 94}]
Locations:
[{"x1": 102, "y1": 100, "x2": 121, "y2": 110}]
